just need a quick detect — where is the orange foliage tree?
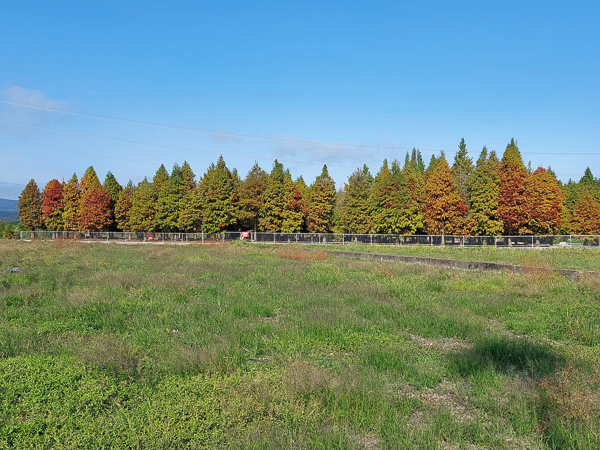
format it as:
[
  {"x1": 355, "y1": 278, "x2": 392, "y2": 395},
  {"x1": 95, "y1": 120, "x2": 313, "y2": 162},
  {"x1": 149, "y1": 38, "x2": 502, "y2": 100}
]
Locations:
[
  {"x1": 525, "y1": 167, "x2": 565, "y2": 235},
  {"x1": 498, "y1": 139, "x2": 529, "y2": 234},
  {"x1": 568, "y1": 189, "x2": 600, "y2": 235},
  {"x1": 423, "y1": 154, "x2": 469, "y2": 238},
  {"x1": 79, "y1": 186, "x2": 113, "y2": 231},
  {"x1": 41, "y1": 179, "x2": 64, "y2": 230}
]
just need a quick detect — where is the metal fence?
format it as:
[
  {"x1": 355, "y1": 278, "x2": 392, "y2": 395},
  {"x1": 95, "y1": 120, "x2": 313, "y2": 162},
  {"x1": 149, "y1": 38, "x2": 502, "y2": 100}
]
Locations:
[{"x1": 19, "y1": 231, "x2": 600, "y2": 248}]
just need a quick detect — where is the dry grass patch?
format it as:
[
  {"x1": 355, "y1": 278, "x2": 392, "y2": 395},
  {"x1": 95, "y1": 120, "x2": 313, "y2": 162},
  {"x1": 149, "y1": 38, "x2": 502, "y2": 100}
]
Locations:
[
  {"x1": 70, "y1": 334, "x2": 145, "y2": 378},
  {"x1": 402, "y1": 380, "x2": 479, "y2": 422},
  {"x1": 409, "y1": 334, "x2": 474, "y2": 353},
  {"x1": 90, "y1": 269, "x2": 144, "y2": 290},
  {"x1": 65, "y1": 287, "x2": 106, "y2": 307},
  {"x1": 276, "y1": 246, "x2": 327, "y2": 261},
  {"x1": 537, "y1": 364, "x2": 600, "y2": 423}
]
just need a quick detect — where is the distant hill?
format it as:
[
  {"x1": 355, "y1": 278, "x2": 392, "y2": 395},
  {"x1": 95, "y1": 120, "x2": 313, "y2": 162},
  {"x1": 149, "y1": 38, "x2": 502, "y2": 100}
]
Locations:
[
  {"x1": 0, "y1": 198, "x2": 18, "y2": 211},
  {"x1": 0, "y1": 199, "x2": 19, "y2": 222}
]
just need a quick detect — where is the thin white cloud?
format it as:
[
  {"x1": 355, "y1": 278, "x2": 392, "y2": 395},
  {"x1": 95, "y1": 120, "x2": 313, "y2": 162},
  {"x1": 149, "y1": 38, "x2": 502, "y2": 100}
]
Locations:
[
  {"x1": 269, "y1": 133, "x2": 378, "y2": 166},
  {"x1": 0, "y1": 85, "x2": 72, "y2": 132},
  {"x1": 4, "y1": 85, "x2": 70, "y2": 110}
]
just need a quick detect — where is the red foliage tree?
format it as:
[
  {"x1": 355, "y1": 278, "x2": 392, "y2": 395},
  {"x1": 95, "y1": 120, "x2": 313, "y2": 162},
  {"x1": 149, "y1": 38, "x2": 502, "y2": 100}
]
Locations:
[
  {"x1": 498, "y1": 139, "x2": 529, "y2": 234},
  {"x1": 41, "y1": 179, "x2": 64, "y2": 230},
  {"x1": 79, "y1": 186, "x2": 113, "y2": 231},
  {"x1": 525, "y1": 167, "x2": 565, "y2": 234}
]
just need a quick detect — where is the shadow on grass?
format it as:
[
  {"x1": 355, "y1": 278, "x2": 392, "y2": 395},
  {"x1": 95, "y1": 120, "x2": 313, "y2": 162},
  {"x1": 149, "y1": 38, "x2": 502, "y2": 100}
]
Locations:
[{"x1": 449, "y1": 336, "x2": 564, "y2": 379}]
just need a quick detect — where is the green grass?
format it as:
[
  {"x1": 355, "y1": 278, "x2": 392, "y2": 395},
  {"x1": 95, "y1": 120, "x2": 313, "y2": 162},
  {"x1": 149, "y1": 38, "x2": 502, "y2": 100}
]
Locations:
[
  {"x1": 1, "y1": 240, "x2": 599, "y2": 448},
  {"x1": 321, "y1": 243, "x2": 600, "y2": 271}
]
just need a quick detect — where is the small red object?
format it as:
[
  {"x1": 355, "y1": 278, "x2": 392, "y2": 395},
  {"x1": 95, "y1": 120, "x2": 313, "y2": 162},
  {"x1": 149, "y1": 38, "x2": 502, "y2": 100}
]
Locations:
[{"x1": 241, "y1": 232, "x2": 249, "y2": 238}]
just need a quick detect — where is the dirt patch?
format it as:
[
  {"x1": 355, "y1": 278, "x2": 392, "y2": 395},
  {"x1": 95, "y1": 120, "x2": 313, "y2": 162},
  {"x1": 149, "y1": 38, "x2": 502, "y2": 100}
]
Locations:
[
  {"x1": 401, "y1": 380, "x2": 479, "y2": 422},
  {"x1": 409, "y1": 334, "x2": 474, "y2": 353},
  {"x1": 257, "y1": 315, "x2": 279, "y2": 323},
  {"x1": 357, "y1": 433, "x2": 380, "y2": 449}
]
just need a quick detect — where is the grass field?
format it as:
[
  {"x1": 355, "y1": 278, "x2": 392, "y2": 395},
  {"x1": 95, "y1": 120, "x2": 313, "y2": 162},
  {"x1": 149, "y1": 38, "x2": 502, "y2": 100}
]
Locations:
[
  {"x1": 320, "y1": 244, "x2": 600, "y2": 272},
  {"x1": 1, "y1": 241, "x2": 599, "y2": 449}
]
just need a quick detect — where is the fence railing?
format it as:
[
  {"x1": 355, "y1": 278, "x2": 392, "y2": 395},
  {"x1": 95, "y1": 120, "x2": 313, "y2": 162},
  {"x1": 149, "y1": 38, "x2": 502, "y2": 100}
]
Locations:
[{"x1": 19, "y1": 231, "x2": 600, "y2": 248}]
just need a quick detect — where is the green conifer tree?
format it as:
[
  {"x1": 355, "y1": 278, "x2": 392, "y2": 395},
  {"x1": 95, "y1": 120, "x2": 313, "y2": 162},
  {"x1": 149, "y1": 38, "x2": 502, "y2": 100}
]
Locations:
[
  {"x1": 369, "y1": 160, "x2": 419, "y2": 234},
  {"x1": 452, "y1": 138, "x2": 474, "y2": 206},
  {"x1": 340, "y1": 165, "x2": 373, "y2": 234},
  {"x1": 153, "y1": 164, "x2": 170, "y2": 193},
  {"x1": 467, "y1": 148, "x2": 503, "y2": 236},
  {"x1": 178, "y1": 162, "x2": 201, "y2": 232},
  {"x1": 157, "y1": 164, "x2": 183, "y2": 232},
  {"x1": 18, "y1": 179, "x2": 43, "y2": 230},
  {"x1": 80, "y1": 166, "x2": 101, "y2": 193},
  {"x1": 115, "y1": 181, "x2": 134, "y2": 231},
  {"x1": 425, "y1": 154, "x2": 440, "y2": 179},
  {"x1": 103, "y1": 172, "x2": 122, "y2": 231},
  {"x1": 129, "y1": 178, "x2": 159, "y2": 232},
  {"x1": 62, "y1": 174, "x2": 81, "y2": 231},
  {"x1": 198, "y1": 156, "x2": 239, "y2": 233},
  {"x1": 295, "y1": 176, "x2": 310, "y2": 231},
  {"x1": 402, "y1": 158, "x2": 426, "y2": 234},
  {"x1": 259, "y1": 160, "x2": 286, "y2": 232}
]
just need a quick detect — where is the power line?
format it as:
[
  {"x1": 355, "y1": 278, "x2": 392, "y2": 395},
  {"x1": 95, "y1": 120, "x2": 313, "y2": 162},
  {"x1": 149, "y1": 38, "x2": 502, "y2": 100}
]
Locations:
[
  {"x1": 2, "y1": 98, "x2": 598, "y2": 157},
  {"x1": 36, "y1": 145, "x2": 160, "y2": 167},
  {"x1": 0, "y1": 118, "x2": 357, "y2": 169},
  {"x1": 0, "y1": 77, "x2": 277, "y2": 113},
  {"x1": 0, "y1": 99, "x2": 427, "y2": 153}
]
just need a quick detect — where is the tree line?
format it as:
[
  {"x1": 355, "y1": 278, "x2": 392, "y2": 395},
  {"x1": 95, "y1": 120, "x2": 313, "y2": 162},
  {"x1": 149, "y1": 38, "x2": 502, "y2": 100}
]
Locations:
[{"x1": 17, "y1": 138, "x2": 600, "y2": 236}]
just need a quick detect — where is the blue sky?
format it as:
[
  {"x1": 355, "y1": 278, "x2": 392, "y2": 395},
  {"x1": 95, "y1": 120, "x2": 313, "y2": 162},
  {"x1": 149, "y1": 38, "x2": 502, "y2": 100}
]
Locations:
[{"x1": 1, "y1": 1, "x2": 599, "y2": 199}]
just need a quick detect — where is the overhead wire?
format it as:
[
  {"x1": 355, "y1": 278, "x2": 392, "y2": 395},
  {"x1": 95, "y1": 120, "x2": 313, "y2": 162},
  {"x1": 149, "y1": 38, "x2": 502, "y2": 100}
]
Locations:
[
  {"x1": 0, "y1": 98, "x2": 423, "y2": 152},
  {"x1": 0, "y1": 77, "x2": 277, "y2": 112},
  {"x1": 2, "y1": 97, "x2": 599, "y2": 164},
  {"x1": 0, "y1": 118, "x2": 358, "y2": 168}
]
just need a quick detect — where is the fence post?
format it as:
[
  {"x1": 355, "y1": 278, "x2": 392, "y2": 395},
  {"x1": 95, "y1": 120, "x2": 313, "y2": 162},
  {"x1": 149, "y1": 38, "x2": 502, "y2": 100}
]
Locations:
[
  {"x1": 532, "y1": 236, "x2": 534, "y2": 248},
  {"x1": 370, "y1": 235, "x2": 373, "y2": 245},
  {"x1": 222, "y1": 233, "x2": 225, "y2": 243},
  {"x1": 202, "y1": 232, "x2": 204, "y2": 244}
]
